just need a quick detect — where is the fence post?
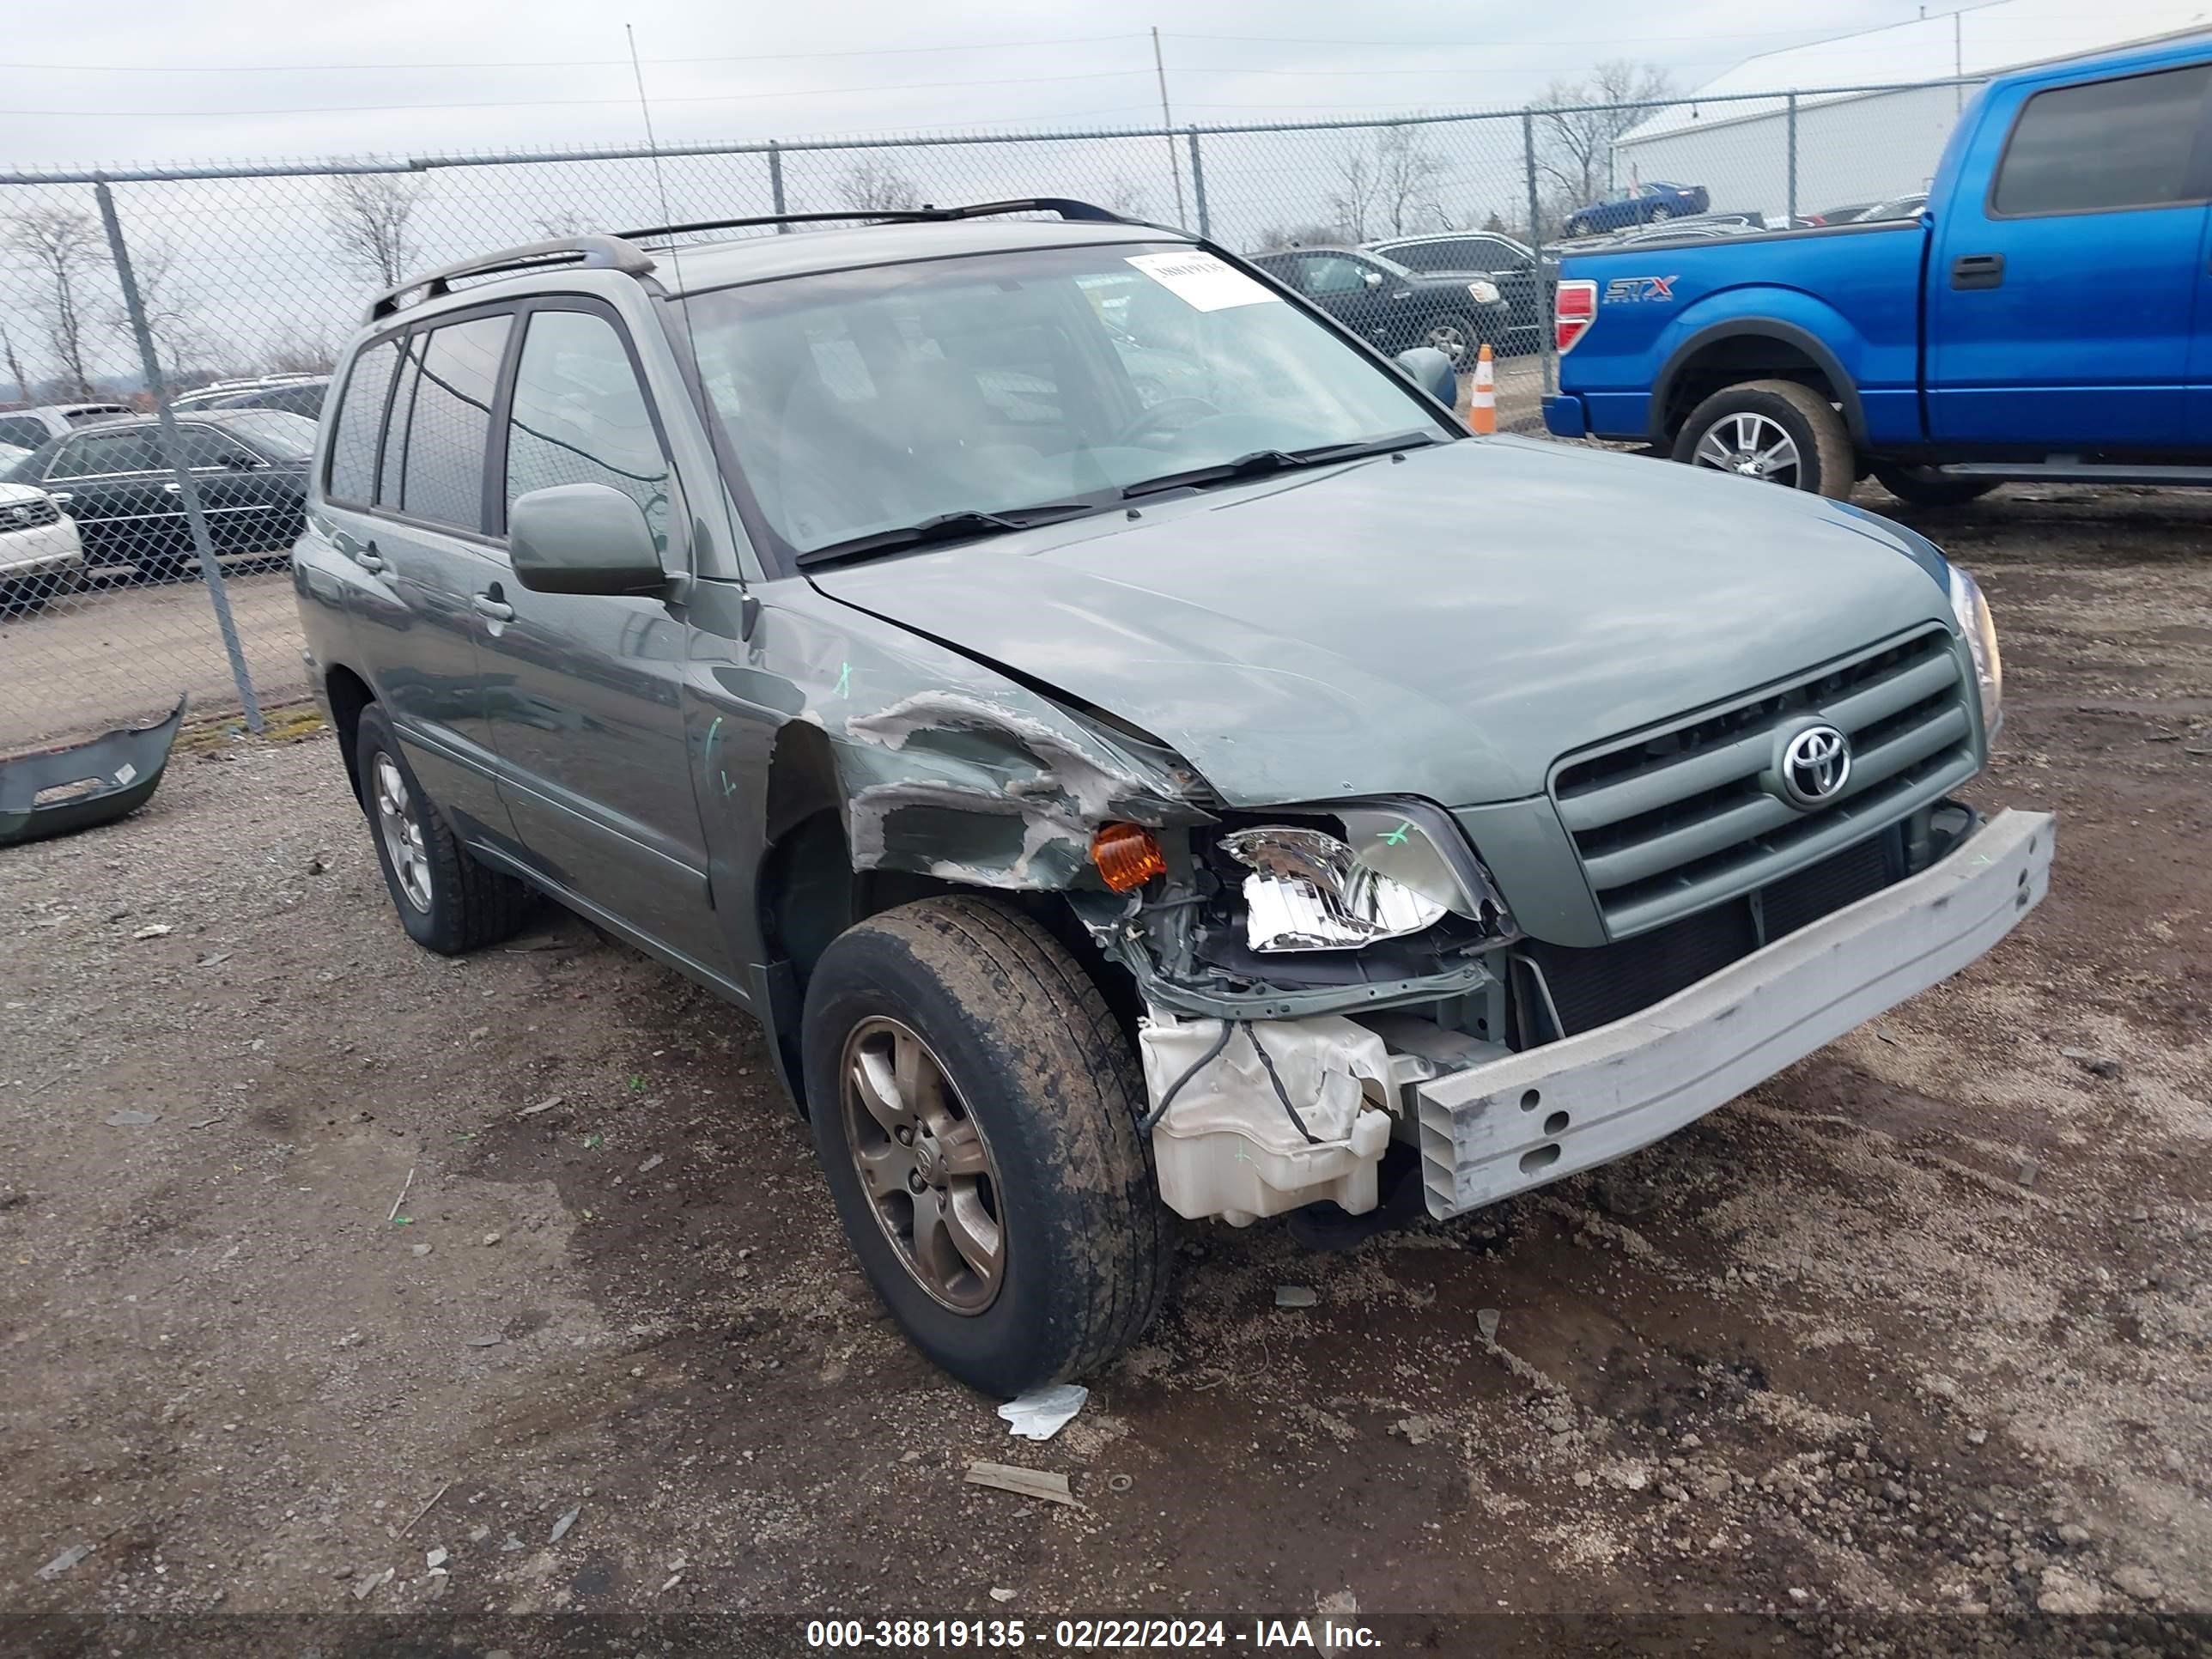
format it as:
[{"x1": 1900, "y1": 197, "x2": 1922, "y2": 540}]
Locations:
[
  {"x1": 1186, "y1": 128, "x2": 1211, "y2": 240},
  {"x1": 1785, "y1": 92, "x2": 1799, "y2": 224},
  {"x1": 769, "y1": 141, "x2": 788, "y2": 231},
  {"x1": 94, "y1": 180, "x2": 264, "y2": 734},
  {"x1": 1524, "y1": 109, "x2": 1554, "y2": 397}
]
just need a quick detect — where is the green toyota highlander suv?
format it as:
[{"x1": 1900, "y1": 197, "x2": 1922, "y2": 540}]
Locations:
[{"x1": 293, "y1": 199, "x2": 2051, "y2": 1394}]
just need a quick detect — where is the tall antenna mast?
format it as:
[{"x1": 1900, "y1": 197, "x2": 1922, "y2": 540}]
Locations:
[
  {"x1": 627, "y1": 24, "x2": 684, "y2": 253},
  {"x1": 1151, "y1": 27, "x2": 1188, "y2": 228}
]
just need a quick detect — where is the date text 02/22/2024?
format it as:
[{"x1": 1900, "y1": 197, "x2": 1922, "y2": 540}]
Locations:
[{"x1": 802, "y1": 1617, "x2": 1379, "y2": 1649}]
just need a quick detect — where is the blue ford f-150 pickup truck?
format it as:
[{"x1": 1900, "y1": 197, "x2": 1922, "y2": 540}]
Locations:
[{"x1": 1545, "y1": 33, "x2": 2212, "y2": 502}]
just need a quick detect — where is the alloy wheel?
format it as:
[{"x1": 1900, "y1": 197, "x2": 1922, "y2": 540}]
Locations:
[
  {"x1": 370, "y1": 752, "x2": 433, "y2": 914},
  {"x1": 1423, "y1": 321, "x2": 1469, "y2": 364},
  {"x1": 840, "y1": 1016, "x2": 1006, "y2": 1313},
  {"x1": 1692, "y1": 411, "x2": 1802, "y2": 487}
]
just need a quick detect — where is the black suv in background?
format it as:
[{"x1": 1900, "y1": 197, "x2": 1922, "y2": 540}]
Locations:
[
  {"x1": 3, "y1": 408, "x2": 316, "y2": 580},
  {"x1": 1364, "y1": 230, "x2": 1549, "y2": 351},
  {"x1": 1246, "y1": 246, "x2": 1510, "y2": 365}
]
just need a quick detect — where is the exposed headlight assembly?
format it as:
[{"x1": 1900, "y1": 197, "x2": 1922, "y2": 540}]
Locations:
[
  {"x1": 1220, "y1": 807, "x2": 1516, "y2": 952},
  {"x1": 1948, "y1": 563, "x2": 2003, "y2": 740},
  {"x1": 1467, "y1": 279, "x2": 1502, "y2": 305}
]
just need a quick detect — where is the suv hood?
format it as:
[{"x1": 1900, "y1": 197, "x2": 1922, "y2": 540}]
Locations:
[{"x1": 810, "y1": 436, "x2": 1955, "y2": 809}]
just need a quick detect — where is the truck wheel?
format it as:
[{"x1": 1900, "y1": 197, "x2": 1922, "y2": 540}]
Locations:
[
  {"x1": 352, "y1": 702, "x2": 534, "y2": 955},
  {"x1": 1419, "y1": 313, "x2": 1479, "y2": 366},
  {"x1": 1674, "y1": 379, "x2": 1853, "y2": 498},
  {"x1": 802, "y1": 896, "x2": 1171, "y2": 1395},
  {"x1": 1872, "y1": 464, "x2": 2000, "y2": 507}
]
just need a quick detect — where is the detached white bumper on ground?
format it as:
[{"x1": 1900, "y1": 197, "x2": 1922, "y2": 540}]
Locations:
[{"x1": 1414, "y1": 809, "x2": 2056, "y2": 1218}]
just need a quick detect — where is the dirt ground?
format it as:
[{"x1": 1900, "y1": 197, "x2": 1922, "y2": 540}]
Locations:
[
  {"x1": 0, "y1": 565, "x2": 307, "y2": 754},
  {"x1": 2, "y1": 478, "x2": 2209, "y2": 1654}
]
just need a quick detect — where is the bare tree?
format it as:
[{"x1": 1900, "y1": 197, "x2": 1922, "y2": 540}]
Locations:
[
  {"x1": 265, "y1": 325, "x2": 337, "y2": 374},
  {"x1": 1325, "y1": 138, "x2": 1380, "y2": 242},
  {"x1": 105, "y1": 239, "x2": 220, "y2": 380},
  {"x1": 2, "y1": 325, "x2": 28, "y2": 404},
  {"x1": 325, "y1": 173, "x2": 428, "y2": 288},
  {"x1": 534, "y1": 210, "x2": 599, "y2": 239},
  {"x1": 1376, "y1": 128, "x2": 1452, "y2": 237},
  {"x1": 1534, "y1": 60, "x2": 1676, "y2": 234},
  {"x1": 6, "y1": 205, "x2": 100, "y2": 398},
  {"x1": 1105, "y1": 173, "x2": 1149, "y2": 218},
  {"x1": 839, "y1": 160, "x2": 921, "y2": 213}
]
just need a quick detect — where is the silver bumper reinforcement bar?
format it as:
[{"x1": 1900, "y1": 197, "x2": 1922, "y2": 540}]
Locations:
[{"x1": 1413, "y1": 810, "x2": 2056, "y2": 1219}]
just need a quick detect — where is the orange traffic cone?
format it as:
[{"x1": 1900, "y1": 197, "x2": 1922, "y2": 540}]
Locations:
[{"x1": 1468, "y1": 343, "x2": 1496, "y2": 435}]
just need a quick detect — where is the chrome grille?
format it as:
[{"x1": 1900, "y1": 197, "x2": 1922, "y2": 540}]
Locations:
[
  {"x1": 3, "y1": 496, "x2": 61, "y2": 530},
  {"x1": 1552, "y1": 627, "x2": 1978, "y2": 939}
]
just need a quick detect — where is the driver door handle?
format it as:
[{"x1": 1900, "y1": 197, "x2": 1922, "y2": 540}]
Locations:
[
  {"x1": 354, "y1": 539, "x2": 386, "y2": 574},
  {"x1": 471, "y1": 589, "x2": 514, "y2": 623}
]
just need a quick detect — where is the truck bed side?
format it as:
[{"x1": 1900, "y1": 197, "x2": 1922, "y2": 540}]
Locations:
[{"x1": 1550, "y1": 221, "x2": 1930, "y2": 450}]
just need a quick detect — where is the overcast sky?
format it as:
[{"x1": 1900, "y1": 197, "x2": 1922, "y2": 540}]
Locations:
[{"x1": 0, "y1": 0, "x2": 1950, "y2": 169}]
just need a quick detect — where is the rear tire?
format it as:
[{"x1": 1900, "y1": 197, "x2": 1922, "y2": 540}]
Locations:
[
  {"x1": 803, "y1": 896, "x2": 1172, "y2": 1394},
  {"x1": 352, "y1": 702, "x2": 534, "y2": 955},
  {"x1": 1673, "y1": 379, "x2": 1854, "y2": 498},
  {"x1": 1872, "y1": 464, "x2": 2000, "y2": 507}
]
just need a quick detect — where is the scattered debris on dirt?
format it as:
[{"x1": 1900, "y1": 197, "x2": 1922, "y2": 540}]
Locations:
[
  {"x1": 998, "y1": 1383, "x2": 1087, "y2": 1441},
  {"x1": 965, "y1": 1462, "x2": 1079, "y2": 1507}
]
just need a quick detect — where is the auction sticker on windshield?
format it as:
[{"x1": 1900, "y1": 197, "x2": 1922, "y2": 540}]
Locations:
[{"x1": 1126, "y1": 251, "x2": 1279, "y2": 311}]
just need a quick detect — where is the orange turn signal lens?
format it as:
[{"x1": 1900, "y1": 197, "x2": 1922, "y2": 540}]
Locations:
[{"x1": 1091, "y1": 823, "x2": 1167, "y2": 892}]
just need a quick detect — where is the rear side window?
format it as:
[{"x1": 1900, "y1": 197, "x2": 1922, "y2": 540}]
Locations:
[
  {"x1": 0, "y1": 415, "x2": 46, "y2": 449},
  {"x1": 49, "y1": 429, "x2": 159, "y2": 477},
  {"x1": 501, "y1": 309, "x2": 670, "y2": 539},
  {"x1": 1994, "y1": 64, "x2": 2212, "y2": 216},
  {"x1": 396, "y1": 314, "x2": 511, "y2": 531},
  {"x1": 325, "y1": 343, "x2": 397, "y2": 503},
  {"x1": 171, "y1": 425, "x2": 254, "y2": 468}
]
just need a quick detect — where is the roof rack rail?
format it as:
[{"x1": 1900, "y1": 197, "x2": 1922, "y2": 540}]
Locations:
[
  {"x1": 614, "y1": 197, "x2": 1132, "y2": 242},
  {"x1": 367, "y1": 234, "x2": 657, "y2": 322}
]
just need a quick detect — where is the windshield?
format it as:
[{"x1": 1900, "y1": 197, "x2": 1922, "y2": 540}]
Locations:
[
  {"x1": 680, "y1": 240, "x2": 1452, "y2": 561},
  {"x1": 220, "y1": 410, "x2": 316, "y2": 459}
]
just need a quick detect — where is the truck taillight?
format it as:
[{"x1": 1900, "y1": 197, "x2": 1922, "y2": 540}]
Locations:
[{"x1": 1555, "y1": 280, "x2": 1597, "y2": 353}]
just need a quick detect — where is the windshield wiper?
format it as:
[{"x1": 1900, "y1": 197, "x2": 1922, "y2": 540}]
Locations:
[
  {"x1": 795, "y1": 501, "x2": 1103, "y2": 568},
  {"x1": 1120, "y1": 430, "x2": 1440, "y2": 501}
]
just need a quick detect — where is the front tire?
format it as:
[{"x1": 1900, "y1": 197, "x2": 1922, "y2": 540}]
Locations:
[
  {"x1": 1872, "y1": 463, "x2": 2000, "y2": 507},
  {"x1": 352, "y1": 702, "x2": 534, "y2": 954},
  {"x1": 803, "y1": 896, "x2": 1171, "y2": 1394},
  {"x1": 1419, "y1": 313, "x2": 1479, "y2": 367},
  {"x1": 1674, "y1": 379, "x2": 1853, "y2": 498}
]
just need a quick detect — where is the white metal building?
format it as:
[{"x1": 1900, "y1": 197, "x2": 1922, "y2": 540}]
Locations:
[{"x1": 1613, "y1": 0, "x2": 2212, "y2": 219}]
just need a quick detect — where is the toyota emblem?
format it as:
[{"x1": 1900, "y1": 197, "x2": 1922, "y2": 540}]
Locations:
[{"x1": 1777, "y1": 724, "x2": 1851, "y2": 809}]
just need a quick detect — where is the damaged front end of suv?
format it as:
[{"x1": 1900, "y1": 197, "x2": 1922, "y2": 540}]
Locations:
[{"x1": 807, "y1": 587, "x2": 2050, "y2": 1244}]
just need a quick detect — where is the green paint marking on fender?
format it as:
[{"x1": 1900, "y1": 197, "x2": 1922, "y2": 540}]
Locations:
[
  {"x1": 720, "y1": 769, "x2": 737, "y2": 798},
  {"x1": 834, "y1": 661, "x2": 851, "y2": 698},
  {"x1": 1380, "y1": 822, "x2": 1412, "y2": 846},
  {"x1": 702, "y1": 714, "x2": 722, "y2": 763}
]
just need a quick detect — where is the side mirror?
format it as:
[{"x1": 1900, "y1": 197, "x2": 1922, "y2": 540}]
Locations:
[
  {"x1": 1393, "y1": 346, "x2": 1458, "y2": 408},
  {"x1": 1362, "y1": 270, "x2": 1385, "y2": 289},
  {"x1": 509, "y1": 482, "x2": 665, "y2": 597}
]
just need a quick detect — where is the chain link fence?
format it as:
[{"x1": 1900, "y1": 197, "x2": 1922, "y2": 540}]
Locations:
[{"x1": 0, "y1": 76, "x2": 1983, "y2": 754}]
